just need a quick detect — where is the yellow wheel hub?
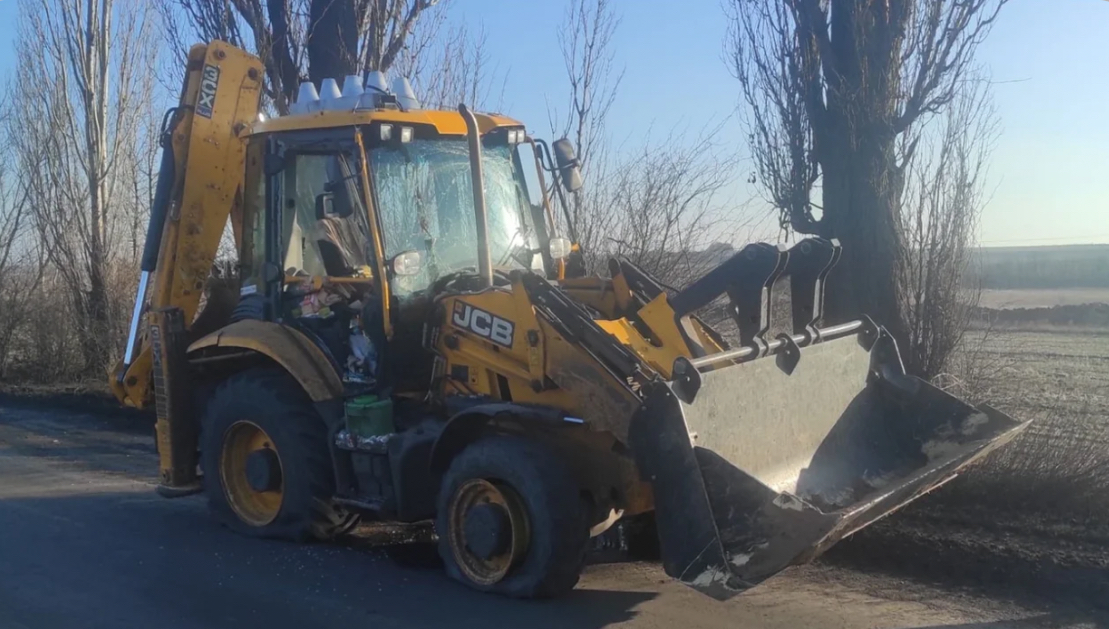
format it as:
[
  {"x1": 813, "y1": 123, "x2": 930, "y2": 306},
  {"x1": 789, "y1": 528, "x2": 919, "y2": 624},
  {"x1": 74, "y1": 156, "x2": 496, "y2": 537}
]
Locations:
[
  {"x1": 447, "y1": 479, "x2": 530, "y2": 586},
  {"x1": 220, "y1": 420, "x2": 284, "y2": 527}
]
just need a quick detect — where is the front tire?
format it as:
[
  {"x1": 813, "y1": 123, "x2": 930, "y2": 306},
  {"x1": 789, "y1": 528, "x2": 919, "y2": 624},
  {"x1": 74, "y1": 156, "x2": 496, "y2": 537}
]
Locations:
[
  {"x1": 436, "y1": 436, "x2": 590, "y2": 598},
  {"x1": 200, "y1": 369, "x2": 357, "y2": 541}
]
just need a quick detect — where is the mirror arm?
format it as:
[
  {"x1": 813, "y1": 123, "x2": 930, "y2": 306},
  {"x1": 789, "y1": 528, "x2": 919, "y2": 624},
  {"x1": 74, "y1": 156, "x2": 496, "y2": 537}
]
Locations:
[{"x1": 534, "y1": 138, "x2": 578, "y2": 244}]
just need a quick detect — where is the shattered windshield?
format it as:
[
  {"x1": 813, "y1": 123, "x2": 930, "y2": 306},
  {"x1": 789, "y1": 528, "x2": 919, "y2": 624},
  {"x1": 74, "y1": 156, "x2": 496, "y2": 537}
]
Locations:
[{"x1": 369, "y1": 138, "x2": 542, "y2": 296}]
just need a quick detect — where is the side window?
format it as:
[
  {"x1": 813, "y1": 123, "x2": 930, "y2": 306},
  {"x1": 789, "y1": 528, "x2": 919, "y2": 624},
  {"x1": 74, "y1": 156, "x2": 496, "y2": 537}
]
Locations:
[
  {"x1": 281, "y1": 152, "x2": 371, "y2": 278},
  {"x1": 281, "y1": 155, "x2": 325, "y2": 276}
]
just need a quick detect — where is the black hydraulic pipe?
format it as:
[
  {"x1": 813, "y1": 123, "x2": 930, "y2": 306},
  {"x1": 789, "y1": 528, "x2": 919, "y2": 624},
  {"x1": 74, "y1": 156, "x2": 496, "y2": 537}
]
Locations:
[
  {"x1": 122, "y1": 109, "x2": 179, "y2": 372},
  {"x1": 141, "y1": 109, "x2": 179, "y2": 272},
  {"x1": 458, "y1": 104, "x2": 494, "y2": 289}
]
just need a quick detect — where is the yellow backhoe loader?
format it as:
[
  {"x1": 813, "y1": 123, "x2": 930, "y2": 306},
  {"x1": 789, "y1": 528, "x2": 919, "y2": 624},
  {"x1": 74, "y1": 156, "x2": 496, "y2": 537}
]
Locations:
[{"x1": 110, "y1": 41, "x2": 1028, "y2": 599}]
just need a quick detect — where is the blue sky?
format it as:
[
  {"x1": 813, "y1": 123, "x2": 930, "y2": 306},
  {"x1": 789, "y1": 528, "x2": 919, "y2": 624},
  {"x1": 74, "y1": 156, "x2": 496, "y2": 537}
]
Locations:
[{"x1": 1, "y1": 0, "x2": 1105, "y2": 246}]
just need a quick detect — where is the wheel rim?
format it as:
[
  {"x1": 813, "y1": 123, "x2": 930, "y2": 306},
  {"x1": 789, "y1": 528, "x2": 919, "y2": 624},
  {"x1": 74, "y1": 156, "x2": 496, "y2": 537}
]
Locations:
[
  {"x1": 447, "y1": 479, "x2": 530, "y2": 585},
  {"x1": 220, "y1": 420, "x2": 284, "y2": 526}
]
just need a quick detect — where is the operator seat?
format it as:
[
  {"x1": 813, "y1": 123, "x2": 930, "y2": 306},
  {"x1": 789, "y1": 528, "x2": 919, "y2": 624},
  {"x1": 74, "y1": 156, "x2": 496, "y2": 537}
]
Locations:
[{"x1": 315, "y1": 216, "x2": 364, "y2": 277}]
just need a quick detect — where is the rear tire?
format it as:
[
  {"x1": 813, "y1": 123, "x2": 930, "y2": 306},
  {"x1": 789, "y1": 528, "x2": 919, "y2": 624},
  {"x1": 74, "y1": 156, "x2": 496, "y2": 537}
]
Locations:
[
  {"x1": 200, "y1": 369, "x2": 357, "y2": 541},
  {"x1": 436, "y1": 436, "x2": 589, "y2": 598}
]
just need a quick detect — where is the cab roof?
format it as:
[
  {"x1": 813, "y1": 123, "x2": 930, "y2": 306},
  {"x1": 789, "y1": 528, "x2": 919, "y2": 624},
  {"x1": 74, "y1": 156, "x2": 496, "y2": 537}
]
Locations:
[{"x1": 247, "y1": 108, "x2": 523, "y2": 137}]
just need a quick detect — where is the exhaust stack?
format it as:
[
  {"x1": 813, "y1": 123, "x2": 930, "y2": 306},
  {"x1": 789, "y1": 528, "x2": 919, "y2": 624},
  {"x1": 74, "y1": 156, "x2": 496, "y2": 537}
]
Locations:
[{"x1": 458, "y1": 103, "x2": 493, "y2": 289}]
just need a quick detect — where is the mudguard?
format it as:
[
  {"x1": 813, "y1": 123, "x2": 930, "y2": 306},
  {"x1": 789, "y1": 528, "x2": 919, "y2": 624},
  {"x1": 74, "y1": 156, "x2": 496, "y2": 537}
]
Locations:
[{"x1": 187, "y1": 319, "x2": 344, "y2": 401}]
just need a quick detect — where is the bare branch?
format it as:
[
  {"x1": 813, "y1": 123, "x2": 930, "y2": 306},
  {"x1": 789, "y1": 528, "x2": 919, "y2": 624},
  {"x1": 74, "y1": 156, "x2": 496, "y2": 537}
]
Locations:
[
  {"x1": 546, "y1": 0, "x2": 624, "y2": 266},
  {"x1": 398, "y1": 20, "x2": 505, "y2": 111},
  {"x1": 168, "y1": 0, "x2": 448, "y2": 114},
  {"x1": 549, "y1": 0, "x2": 623, "y2": 178},
  {"x1": 726, "y1": 0, "x2": 820, "y2": 233},
  {"x1": 898, "y1": 74, "x2": 999, "y2": 377},
  {"x1": 578, "y1": 123, "x2": 746, "y2": 287},
  {"x1": 896, "y1": 0, "x2": 1008, "y2": 132}
]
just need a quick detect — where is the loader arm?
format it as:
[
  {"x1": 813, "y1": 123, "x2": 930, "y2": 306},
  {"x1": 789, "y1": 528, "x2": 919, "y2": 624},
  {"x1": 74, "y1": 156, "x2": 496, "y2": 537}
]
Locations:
[
  {"x1": 448, "y1": 240, "x2": 1027, "y2": 600},
  {"x1": 110, "y1": 42, "x2": 264, "y2": 409},
  {"x1": 603, "y1": 239, "x2": 1029, "y2": 599}
]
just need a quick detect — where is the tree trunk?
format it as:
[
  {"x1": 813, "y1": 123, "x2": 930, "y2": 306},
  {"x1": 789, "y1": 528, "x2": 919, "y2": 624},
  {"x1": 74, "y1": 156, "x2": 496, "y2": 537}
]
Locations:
[
  {"x1": 307, "y1": 0, "x2": 361, "y2": 86},
  {"x1": 819, "y1": 123, "x2": 906, "y2": 343},
  {"x1": 814, "y1": 0, "x2": 907, "y2": 341},
  {"x1": 84, "y1": 0, "x2": 113, "y2": 370},
  {"x1": 83, "y1": 266, "x2": 111, "y2": 369}
]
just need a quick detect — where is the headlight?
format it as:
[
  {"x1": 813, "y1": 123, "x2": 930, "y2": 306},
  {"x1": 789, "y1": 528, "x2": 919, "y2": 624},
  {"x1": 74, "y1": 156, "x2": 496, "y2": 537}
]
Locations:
[{"x1": 549, "y1": 237, "x2": 572, "y2": 260}]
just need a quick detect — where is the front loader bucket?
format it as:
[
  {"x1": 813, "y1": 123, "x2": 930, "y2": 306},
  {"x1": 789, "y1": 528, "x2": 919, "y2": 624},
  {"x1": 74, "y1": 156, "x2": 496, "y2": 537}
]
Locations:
[{"x1": 627, "y1": 322, "x2": 1029, "y2": 600}]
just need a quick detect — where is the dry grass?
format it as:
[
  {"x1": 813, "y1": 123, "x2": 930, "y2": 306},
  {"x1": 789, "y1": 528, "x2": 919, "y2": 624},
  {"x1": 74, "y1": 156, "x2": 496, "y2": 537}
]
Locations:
[{"x1": 939, "y1": 327, "x2": 1109, "y2": 518}]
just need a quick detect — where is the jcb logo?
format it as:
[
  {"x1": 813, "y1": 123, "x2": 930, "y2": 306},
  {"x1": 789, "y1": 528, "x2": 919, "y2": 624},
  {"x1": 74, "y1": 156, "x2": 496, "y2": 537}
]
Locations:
[
  {"x1": 196, "y1": 64, "x2": 220, "y2": 118},
  {"x1": 452, "y1": 302, "x2": 514, "y2": 347}
]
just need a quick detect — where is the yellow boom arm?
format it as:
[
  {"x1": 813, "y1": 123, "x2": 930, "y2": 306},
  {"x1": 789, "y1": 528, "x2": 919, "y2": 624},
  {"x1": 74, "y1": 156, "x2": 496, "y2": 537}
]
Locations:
[{"x1": 110, "y1": 42, "x2": 263, "y2": 408}]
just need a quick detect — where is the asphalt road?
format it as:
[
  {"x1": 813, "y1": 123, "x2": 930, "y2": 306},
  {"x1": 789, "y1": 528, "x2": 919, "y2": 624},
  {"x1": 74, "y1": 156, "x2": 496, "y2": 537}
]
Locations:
[{"x1": 0, "y1": 403, "x2": 1092, "y2": 629}]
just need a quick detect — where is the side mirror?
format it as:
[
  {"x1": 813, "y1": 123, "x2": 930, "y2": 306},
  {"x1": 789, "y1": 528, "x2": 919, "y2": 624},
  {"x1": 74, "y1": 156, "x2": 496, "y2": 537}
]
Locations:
[
  {"x1": 315, "y1": 192, "x2": 334, "y2": 221},
  {"x1": 321, "y1": 181, "x2": 355, "y2": 219},
  {"x1": 552, "y1": 138, "x2": 583, "y2": 193},
  {"x1": 264, "y1": 153, "x2": 286, "y2": 176},
  {"x1": 390, "y1": 250, "x2": 422, "y2": 276}
]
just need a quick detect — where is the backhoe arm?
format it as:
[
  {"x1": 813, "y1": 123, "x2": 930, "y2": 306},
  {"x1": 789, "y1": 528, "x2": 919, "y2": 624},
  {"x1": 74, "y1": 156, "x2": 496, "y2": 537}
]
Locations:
[{"x1": 110, "y1": 42, "x2": 263, "y2": 408}]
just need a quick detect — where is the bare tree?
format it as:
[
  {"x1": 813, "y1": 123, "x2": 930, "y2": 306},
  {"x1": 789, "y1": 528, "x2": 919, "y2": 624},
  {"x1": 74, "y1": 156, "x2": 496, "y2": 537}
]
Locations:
[
  {"x1": 899, "y1": 77, "x2": 998, "y2": 378},
  {"x1": 592, "y1": 125, "x2": 743, "y2": 288},
  {"x1": 123, "y1": 96, "x2": 164, "y2": 263},
  {"x1": 12, "y1": 0, "x2": 156, "y2": 370},
  {"x1": 547, "y1": 0, "x2": 623, "y2": 270},
  {"x1": 550, "y1": 0, "x2": 622, "y2": 178},
  {"x1": 0, "y1": 93, "x2": 46, "y2": 376},
  {"x1": 165, "y1": 0, "x2": 448, "y2": 113},
  {"x1": 726, "y1": 0, "x2": 1008, "y2": 344},
  {"x1": 398, "y1": 22, "x2": 505, "y2": 111},
  {"x1": 549, "y1": 0, "x2": 748, "y2": 286},
  {"x1": 0, "y1": 94, "x2": 22, "y2": 278}
]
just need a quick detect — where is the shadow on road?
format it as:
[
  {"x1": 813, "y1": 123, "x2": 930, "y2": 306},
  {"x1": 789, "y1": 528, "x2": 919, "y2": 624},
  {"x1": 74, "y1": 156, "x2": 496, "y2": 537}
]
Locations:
[
  {"x1": 823, "y1": 518, "x2": 1109, "y2": 619},
  {"x1": 0, "y1": 405, "x2": 660, "y2": 627},
  {"x1": 908, "y1": 613, "x2": 1109, "y2": 629},
  {"x1": 0, "y1": 489, "x2": 655, "y2": 629},
  {"x1": 0, "y1": 389, "x2": 151, "y2": 424}
]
